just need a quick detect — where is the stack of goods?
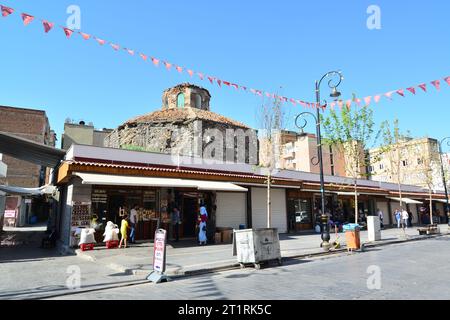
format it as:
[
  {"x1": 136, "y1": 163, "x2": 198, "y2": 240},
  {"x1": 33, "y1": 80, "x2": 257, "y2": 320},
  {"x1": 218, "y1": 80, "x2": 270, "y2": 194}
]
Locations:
[
  {"x1": 139, "y1": 209, "x2": 158, "y2": 221},
  {"x1": 103, "y1": 221, "x2": 120, "y2": 249},
  {"x1": 79, "y1": 228, "x2": 96, "y2": 251}
]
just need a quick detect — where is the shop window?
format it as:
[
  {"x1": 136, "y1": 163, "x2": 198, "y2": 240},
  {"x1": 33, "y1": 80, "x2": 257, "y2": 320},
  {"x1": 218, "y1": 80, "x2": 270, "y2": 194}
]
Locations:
[{"x1": 177, "y1": 93, "x2": 185, "y2": 108}]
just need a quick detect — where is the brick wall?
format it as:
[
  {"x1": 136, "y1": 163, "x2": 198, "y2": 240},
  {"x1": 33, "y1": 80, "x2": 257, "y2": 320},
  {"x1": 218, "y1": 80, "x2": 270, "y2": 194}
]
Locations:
[{"x1": 0, "y1": 106, "x2": 52, "y2": 187}]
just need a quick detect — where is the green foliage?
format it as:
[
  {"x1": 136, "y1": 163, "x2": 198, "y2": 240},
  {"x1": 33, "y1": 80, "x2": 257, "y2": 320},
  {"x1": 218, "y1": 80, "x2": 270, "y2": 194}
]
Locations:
[{"x1": 121, "y1": 144, "x2": 147, "y2": 152}]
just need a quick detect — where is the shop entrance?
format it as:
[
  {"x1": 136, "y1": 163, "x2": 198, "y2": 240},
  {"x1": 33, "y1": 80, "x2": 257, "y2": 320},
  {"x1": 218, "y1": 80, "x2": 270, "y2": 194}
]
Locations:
[
  {"x1": 182, "y1": 195, "x2": 198, "y2": 238},
  {"x1": 108, "y1": 195, "x2": 125, "y2": 225}
]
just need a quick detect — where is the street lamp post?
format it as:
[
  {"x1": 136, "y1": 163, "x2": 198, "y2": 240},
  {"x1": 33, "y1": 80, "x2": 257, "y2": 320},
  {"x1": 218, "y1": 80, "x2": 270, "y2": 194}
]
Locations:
[
  {"x1": 295, "y1": 71, "x2": 344, "y2": 251},
  {"x1": 438, "y1": 137, "x2": 450, "y2": 225}
]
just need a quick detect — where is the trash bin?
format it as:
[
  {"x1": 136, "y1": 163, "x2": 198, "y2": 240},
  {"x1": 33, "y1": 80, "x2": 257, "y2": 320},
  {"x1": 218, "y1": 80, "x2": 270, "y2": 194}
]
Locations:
[
  {"x1": 239, "y1": 224, "x2": 246, "y2": 230},
  {"x1": 343, "y1": 224, "x2": 361, "y2": 251},
  {"x1": 232, "y1": 228, "x2": 282, "y2": 269}
]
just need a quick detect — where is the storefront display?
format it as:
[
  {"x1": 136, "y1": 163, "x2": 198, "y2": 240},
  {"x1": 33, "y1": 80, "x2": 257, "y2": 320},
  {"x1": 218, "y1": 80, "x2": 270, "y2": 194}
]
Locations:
[{"x1": 70, "y1": 202, "x2": 91, "y2": 247}]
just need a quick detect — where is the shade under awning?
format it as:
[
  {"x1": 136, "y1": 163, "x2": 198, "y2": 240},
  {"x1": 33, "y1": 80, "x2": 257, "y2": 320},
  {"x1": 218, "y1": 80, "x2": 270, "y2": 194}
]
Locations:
[
  {"x1": 387, "y1": 197, "x2": 423, "y2": 204},
  {"x1": 73, "y1": 172, "x2": 248, "y2": 192},
  {"x1": 0, "y1": 185, "x2": 56, "y2": 196}
]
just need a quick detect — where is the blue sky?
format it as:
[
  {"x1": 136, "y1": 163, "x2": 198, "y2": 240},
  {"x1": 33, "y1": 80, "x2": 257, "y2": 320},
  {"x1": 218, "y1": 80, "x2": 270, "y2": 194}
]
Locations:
[{"x1": 0, "y1": 0, "x2": 449, "y2": 148}]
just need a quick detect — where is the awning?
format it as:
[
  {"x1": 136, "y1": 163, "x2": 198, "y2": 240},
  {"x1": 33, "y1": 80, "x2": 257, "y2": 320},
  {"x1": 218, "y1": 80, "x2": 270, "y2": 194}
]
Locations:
[
  {"x1": 434, "y1": 199, "x2": 449, "y2": 204},
  {"x1": 335, "y1": 192, "x2": 360, "y2": 196},
  {"x1": 73, "y1": 172, "x2": 247, "y2": 192},
  {"x1": 0, "y1": 185, "x2": 56, "y2": 196},
  {"x1": 387, "y1": 197, "x2": 423, "y2": 204},
  {"x1": 0, "y1": 131, "x2": 66, "y2": 168}
]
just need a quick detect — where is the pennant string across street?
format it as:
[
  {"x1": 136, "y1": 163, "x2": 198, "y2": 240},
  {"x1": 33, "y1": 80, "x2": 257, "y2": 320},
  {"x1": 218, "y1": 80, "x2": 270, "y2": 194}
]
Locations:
[{"x1": 1, "y1": 3, "x2": 450, "y2": 111}]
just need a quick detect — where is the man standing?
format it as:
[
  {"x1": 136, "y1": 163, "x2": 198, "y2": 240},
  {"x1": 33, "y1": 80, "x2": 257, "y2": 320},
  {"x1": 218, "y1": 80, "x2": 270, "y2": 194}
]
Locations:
[
  {"x1": 395, "y1": 209, "x2": 402, "y2": 229},
  {"x1": 129, "y1": 205, "x2": 138, "y2": 244},
  {"x1": 171, "y1": 205, "x2": 181, "y2": 242},
  {"x1": 377, "y1": 208, "x2": 384, "y2": 229}
]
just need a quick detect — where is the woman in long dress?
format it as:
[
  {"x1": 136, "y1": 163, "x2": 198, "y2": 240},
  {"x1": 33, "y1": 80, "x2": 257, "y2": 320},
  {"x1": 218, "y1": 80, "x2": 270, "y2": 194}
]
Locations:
[{"x1": 198, "y1": 203, "x2": 208, "y2": 245}]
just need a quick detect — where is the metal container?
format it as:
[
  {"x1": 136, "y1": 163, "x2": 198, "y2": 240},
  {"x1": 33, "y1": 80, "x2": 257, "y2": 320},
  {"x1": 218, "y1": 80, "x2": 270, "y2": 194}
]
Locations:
[{"x1": 233, "y1": 228, "x2": 282, "y2": 269}]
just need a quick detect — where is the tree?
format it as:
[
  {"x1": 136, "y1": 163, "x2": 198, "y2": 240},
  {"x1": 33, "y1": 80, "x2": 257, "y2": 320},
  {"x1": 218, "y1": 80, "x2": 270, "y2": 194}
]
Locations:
[
  {"x1": 376, "y1": 119, "x2": 412, "y2": 209},
  {"x1": 257, "y1": 96, "x2": 286, "y2": 228},
  {"x1": 321, "y1": 102, "x2": 380, "y2": 224}
]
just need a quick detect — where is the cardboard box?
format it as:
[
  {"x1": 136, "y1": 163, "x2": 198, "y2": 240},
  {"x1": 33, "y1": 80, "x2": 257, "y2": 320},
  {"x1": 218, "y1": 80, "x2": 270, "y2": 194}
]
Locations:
[
  {"x1": 222, "y1": 230, "x2": 233, "y2": 243},
  {"x1": 215, "y1": 232, "x2": 222, "y2": 244}
]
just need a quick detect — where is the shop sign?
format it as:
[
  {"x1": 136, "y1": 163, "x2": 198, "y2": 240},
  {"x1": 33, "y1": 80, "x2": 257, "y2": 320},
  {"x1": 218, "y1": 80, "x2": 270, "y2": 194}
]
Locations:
[
  {"x1": 25, "y1": 199, "x2": 32, "y2": 204},
  {"x1": 4, "y1": 210, "x2": 16, "y2": 218},
  {"x1": 153, "y1": 229, "x2": 167, "y2": 273}
]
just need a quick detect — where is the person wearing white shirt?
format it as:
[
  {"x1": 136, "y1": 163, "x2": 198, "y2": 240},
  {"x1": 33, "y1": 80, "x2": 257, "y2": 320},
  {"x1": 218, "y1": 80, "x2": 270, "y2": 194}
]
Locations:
[
  {"x1": 401, "y1": 209, "x2": 409, "y2": 229},
  {"x1": 377, "y1": 208, "x2": 384, "y2": 229}
]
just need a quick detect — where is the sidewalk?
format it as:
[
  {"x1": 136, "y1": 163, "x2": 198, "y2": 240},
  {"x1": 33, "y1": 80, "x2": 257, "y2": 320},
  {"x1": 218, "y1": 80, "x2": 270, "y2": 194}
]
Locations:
[{"x1": 75, "y1": 225, "x2": 450, "y2": 277}]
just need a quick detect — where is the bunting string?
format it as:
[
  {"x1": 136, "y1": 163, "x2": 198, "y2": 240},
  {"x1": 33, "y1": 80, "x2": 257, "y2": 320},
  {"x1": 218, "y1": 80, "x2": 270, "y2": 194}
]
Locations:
[{"x1": 1, "y1": 3, "x2": 450, "y2": 111}]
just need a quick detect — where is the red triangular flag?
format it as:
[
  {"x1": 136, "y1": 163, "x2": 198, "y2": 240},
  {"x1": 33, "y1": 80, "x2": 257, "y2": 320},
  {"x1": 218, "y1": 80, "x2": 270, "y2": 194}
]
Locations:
[
  {"x1": 431, "y1": 80, "x2": 441, "y2": 90},
  {"x1": 42, "y1": 20, "x2": 54, "y2": 33},
  {"x1": 418, "y1": 83, "x2": 427, "y2": 92},
  {"x1": 164, "y1": 62, "x2": 172, "y2": 70},
  {"x1": 63, "y1": 27, "x2": 74, "y2": 38},
  {"x1": 250, "y1": 89, "x2": 256, "y2": 94},
  {"x1": 21, "y1": 13, "x2": 34, "y2": 26},
  {"x1": 338, "y1": 101, "x2": 343, "y2": 109},
  {"x1": 217, "y1": 79, "x2": 222, "y2": 87},
  {"x1": 290, "y1": 98, "x2": 296, "y2": 105},
  {"x1": 207, "y1": 76, "x2": 215, "y2": 84},
  {"x1": 241, "y1": 86, "x2": 247, "y2": 91},
  {"x1": 396, "y1": 89, "x2": 405, "y2": 97},
  {"x1": 385, "y1": 91, "x2": 394, "y2": 100},
  {"x1": 197, "y1": 73, "x2": 204, "y2": 80},
  {"x1": 346, "y1": 100, "x2": 352, "y2": 109},
  {"x1": 139, "y1": 53, "x2": 148, "y2": 61},
  {"x1": 265, "y1": 92, "x2": 271, "y2": 98},
  {"x1": 406, "y1": 87, "x2": 416, "y2": 95},
  {"x1": 231, "y1": 83, "x2": 239, "y2": 90},
  {"x1": 79, "y1": 32, "x2": 91, "y2": 40},
  {"x1": 330, "y1": 102, "x2": 336, "y2": 110},
  {"x1": 95, "y1": 37, "x2": 106, "y2": 46},
  {"x1": 223, "y1": 81, "x2": 231, "y2": 87},
  {"x1": 110, "y1": 43, "x2": 120, "y2": 51},
  {"x1": 175, "y1": 66, "x2": 183, "y2": 73},
  {"x1": 374, "y1": 95, "x2": 381, "y2": 103},
  {"x1": 1, "y1": 5, "x2": 14, "y2": 17},
  {"x1": 151, "y1": 58, "x2": 160, "y2": 66},
  {"x1": 187, "y1": 70, "x2": 194, "y2": 77},
  {"x1": 354, "y1": 98, "x2": 361, "y2": 106},
  {"x1": 256, "y1": 91, "x2": 263, "y2": 97},
  {"x1": 126, "y1": 49, "x2": 135, "y2": 56},
  {"x1": 444, "y1": 77, "x2": 450, "y2": 86},
  {"x1": 364, "y1": 96, "x2": 372, "y2": 106}
]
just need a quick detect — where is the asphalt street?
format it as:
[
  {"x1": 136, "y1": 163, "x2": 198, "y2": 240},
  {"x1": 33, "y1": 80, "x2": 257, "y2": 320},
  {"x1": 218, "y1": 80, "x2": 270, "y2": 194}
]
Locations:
[{"x1": 46, "y1": 236, "x2": 450, "y2": 300}]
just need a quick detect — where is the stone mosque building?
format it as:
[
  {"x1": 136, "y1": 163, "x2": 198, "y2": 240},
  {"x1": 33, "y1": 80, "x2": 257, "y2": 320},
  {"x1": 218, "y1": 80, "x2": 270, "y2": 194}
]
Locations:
[{"x1": 105, "y1": 83, "x2": 258, "y2": 164}]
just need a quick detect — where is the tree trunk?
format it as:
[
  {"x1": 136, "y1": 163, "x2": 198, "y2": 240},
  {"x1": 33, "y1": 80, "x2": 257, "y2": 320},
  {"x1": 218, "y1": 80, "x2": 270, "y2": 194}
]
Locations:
[
  {"x1": 267, "y1": 173, "x2": 271, "y2": 228},
  {"x1": 354, "y1": 180, "x2": 359, "y2": 224},
  {"x1": 429, "y1": 190, "x2": 433, "y2": 226}
]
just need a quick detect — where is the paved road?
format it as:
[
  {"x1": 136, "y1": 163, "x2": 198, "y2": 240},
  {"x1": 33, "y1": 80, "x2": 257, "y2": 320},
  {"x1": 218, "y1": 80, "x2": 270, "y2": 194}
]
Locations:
[{"x1": 48, "y1": 236, "x2": 450, "y2": 300}]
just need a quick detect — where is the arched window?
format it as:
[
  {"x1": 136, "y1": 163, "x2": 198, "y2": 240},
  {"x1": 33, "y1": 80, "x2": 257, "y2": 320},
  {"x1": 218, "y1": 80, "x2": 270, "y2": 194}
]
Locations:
[
  {"x1": 177, "y1": 93, "x2": 185, "y2": 109},
  {"x1": 195, "y1": 94, "x2": 202, "y2": 109}
]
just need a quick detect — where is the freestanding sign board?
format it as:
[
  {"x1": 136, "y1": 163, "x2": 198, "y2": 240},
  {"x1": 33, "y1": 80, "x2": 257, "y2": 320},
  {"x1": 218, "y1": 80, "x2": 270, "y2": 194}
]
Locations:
[{"x1": 147, "y1": 229, "x2": 170, "y2": 284}]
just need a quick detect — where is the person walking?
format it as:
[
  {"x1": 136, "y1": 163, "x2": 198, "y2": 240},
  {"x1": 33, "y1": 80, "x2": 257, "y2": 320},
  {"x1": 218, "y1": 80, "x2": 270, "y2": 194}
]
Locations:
[
  {"x1": 171, "y1": 205, "x2": 181, "y2": 242},
  {"x1": 408, "y1": 210, "x2": 413, "y2": 227},
  {"x1": 129, "y1": 205, "x2": 138, "y2": 244},
  {"x1": 119, "y1": 215, "x2": 130, "y2": 249},
  {"x1": 377, "y1": 208, "x2": 384, "y2": 229},
  {"x1": 395, "y1": 209, "x2": 402, "y2": 228},
  {"x1": 401, "y1": 208, "x2": 409, "y2": 229},
  {"x1": 198, "y1": 202, "x2": 208, "y2": 246}
]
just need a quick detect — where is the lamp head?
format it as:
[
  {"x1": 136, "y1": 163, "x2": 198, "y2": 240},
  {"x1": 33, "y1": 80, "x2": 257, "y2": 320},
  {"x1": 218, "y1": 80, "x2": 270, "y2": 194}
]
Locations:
[{"x1": 330, "y1": 87, "x2": 341, "y2": 99}]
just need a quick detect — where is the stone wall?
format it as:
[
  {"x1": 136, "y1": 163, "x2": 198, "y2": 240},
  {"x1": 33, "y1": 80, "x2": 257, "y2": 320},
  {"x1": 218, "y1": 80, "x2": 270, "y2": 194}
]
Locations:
[{"x1": 105, "y1": 120, "x2": 259, "y2": 164}]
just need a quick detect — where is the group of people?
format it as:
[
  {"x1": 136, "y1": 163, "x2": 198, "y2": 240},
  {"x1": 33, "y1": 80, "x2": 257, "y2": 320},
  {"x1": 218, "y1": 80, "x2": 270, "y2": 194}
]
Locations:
[
  {"x1": 394, "y1": 208, "x2": 412, "y2": 229},
  {"x1": 116, "y1": 202, "x2": 209, "y2": 249}
]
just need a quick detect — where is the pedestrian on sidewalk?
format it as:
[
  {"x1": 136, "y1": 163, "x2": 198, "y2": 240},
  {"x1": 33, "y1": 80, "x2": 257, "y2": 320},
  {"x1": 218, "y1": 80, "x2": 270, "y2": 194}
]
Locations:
[
  {"x1": 401, "y1": 208, "x2": 409, "y2": 229},
  {"x1": 198, "y1": 202, "x2": 208, "y2": 246},
  {"x1": 171, "y1": 204, "x2": 181, "y2": 242},
  {"x1": 119, "y1": 215, "x2": 130, "y2": 249},
  {"x1": 377, "y1": 208, "x2": 384, "y2": 229},
  {"x1": 408, "y1": 210, "x2": 413, "y2": 227},
  {"x1": 395, "y1": 209, "x2": 402, "y2": 228},
  {"x1": 129, "y1": 205, "x2": 138, "y2": 244}
]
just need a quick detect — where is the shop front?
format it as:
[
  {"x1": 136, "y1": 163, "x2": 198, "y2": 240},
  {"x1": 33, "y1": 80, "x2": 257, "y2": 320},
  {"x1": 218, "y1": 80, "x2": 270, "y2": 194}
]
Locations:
[{"x1": 287, "y1": 190, "x2": 313, "y2": 232}]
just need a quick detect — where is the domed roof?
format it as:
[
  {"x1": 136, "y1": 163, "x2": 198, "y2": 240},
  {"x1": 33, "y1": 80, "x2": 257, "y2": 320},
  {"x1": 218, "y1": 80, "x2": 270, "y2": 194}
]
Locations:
[{"x1": 123, "y1": 107, "x2": 250, "y2": 129}]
